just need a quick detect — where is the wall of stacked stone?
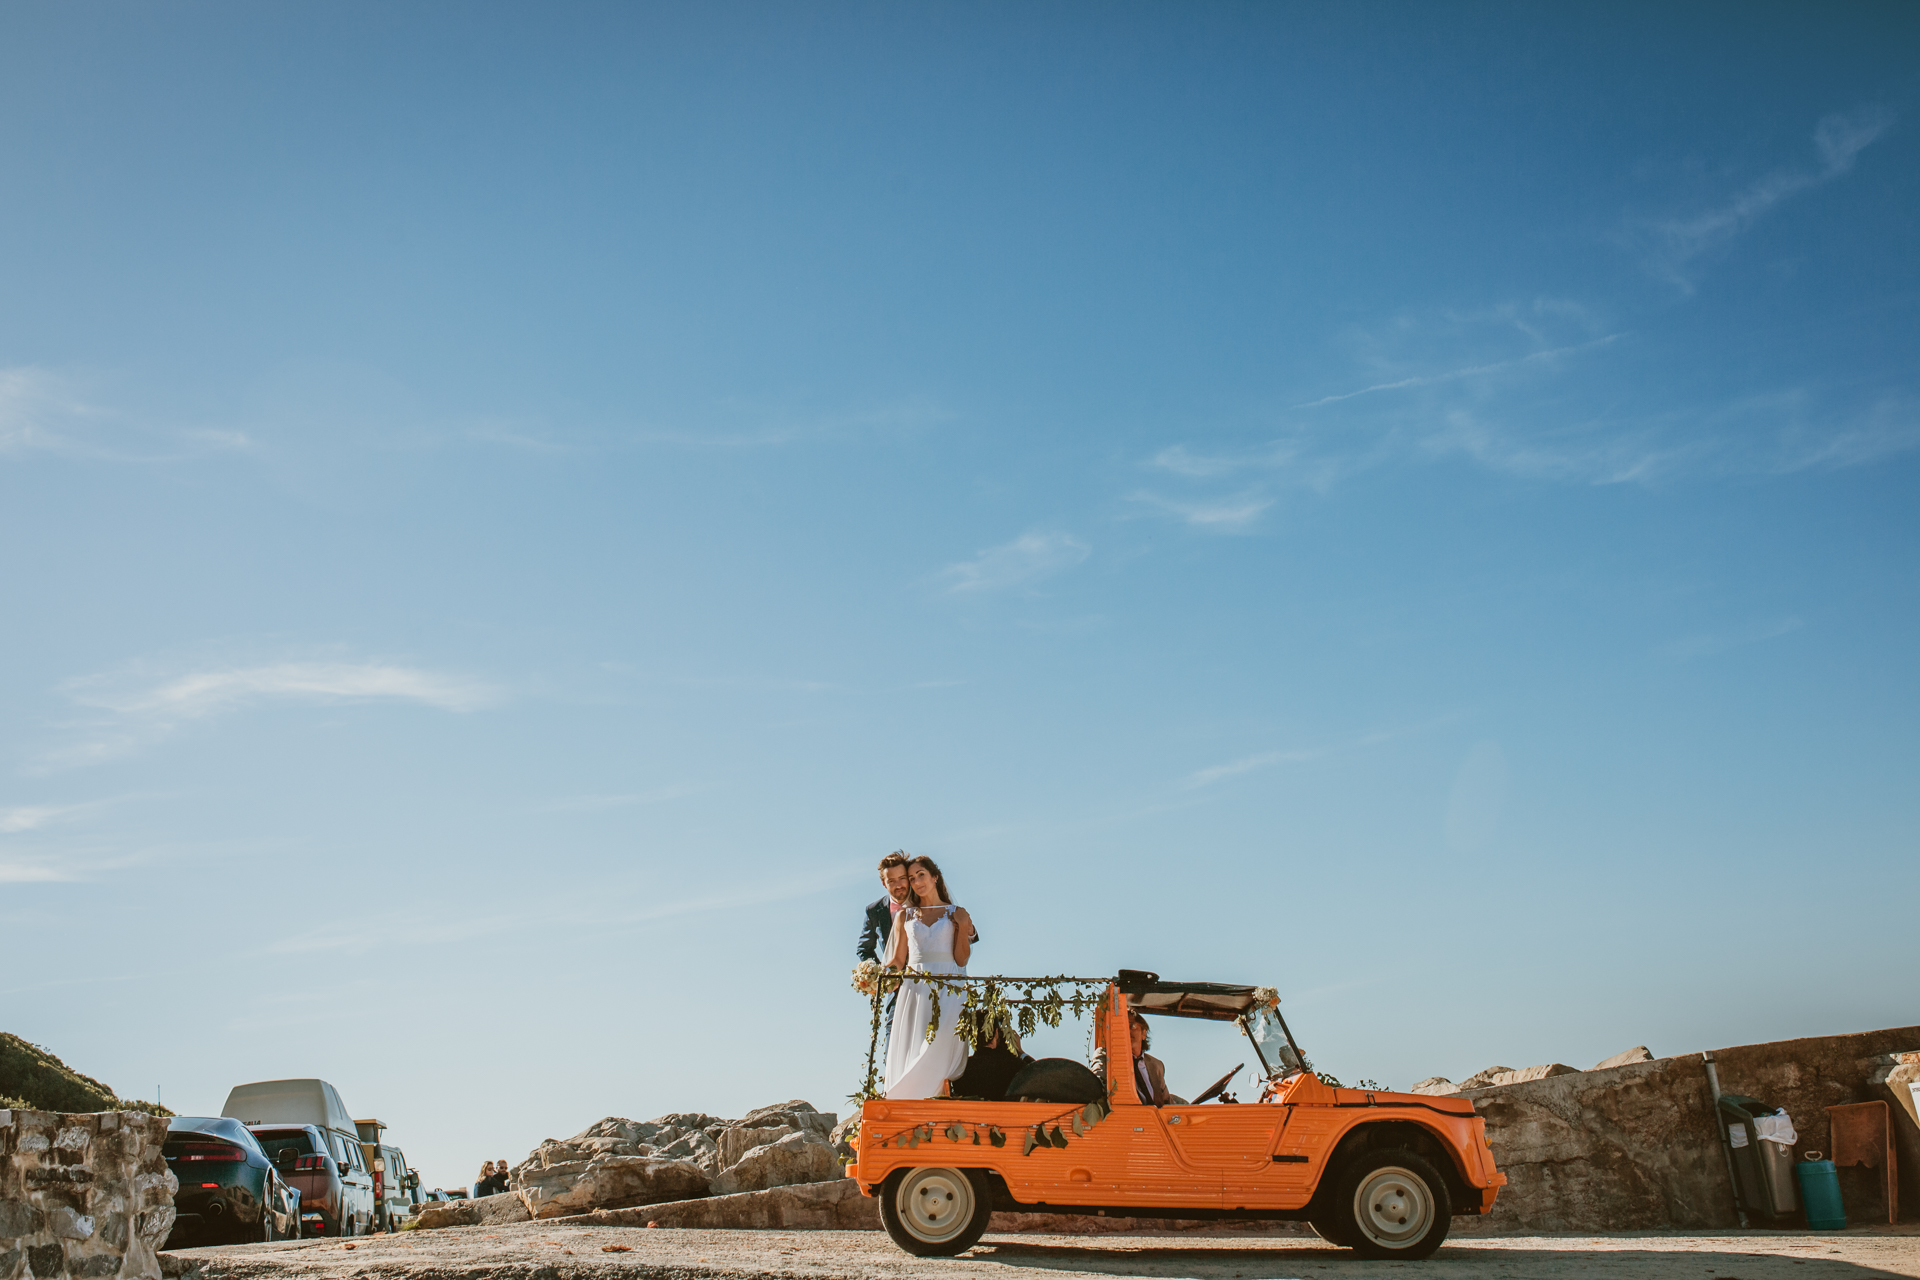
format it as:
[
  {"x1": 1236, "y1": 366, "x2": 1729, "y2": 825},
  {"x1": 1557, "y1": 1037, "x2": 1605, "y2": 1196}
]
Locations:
[
  {"x1": 0, "y1": 1110, "x2": 176, "y2": 1280},
  {"x1": 1457, "y1": 1024, "x2": 1920, "y2": 1233}
]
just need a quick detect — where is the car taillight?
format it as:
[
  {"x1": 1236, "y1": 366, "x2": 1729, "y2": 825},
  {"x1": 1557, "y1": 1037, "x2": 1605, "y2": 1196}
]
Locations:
[
  {"x1": 171, "y1": 1144, "x2": 247, "y2": 1162},
  {"x1": 374, "y1": 1172, "x2": 384, "y2": 1196},
  {"x1": 294, "y1": 1155, "x2": 326, "y2": 1171}
]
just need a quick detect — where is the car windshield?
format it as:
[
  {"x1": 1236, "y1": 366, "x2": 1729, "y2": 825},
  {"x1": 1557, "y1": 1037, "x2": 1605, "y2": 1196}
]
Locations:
[
  {"x1": 253, "y1": 1129, "x2": 319, "y2": 1160},
  {"x1": 1240, "y1": 1006, "x2": 1303, "y2": 1077}
]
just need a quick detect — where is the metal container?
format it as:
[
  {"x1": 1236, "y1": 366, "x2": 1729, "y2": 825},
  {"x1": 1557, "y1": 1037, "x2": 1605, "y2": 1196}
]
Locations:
[{"x1": 1718, "y1": 1094, "x2": 1798, "y2": 1218}]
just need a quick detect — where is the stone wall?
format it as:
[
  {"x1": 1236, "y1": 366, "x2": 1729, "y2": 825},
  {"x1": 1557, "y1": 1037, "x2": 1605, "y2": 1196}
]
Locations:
[
  {"x1": 1, "y1": 1110, "x2": 176, "y2": 1280},
  {"x1": 1461, "y1": 1024, "x2": 1920, "y2": 1233}
]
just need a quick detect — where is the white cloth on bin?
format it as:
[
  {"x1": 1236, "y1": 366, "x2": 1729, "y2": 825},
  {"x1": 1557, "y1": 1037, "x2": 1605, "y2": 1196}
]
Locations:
[{"x1": 1754, "y1": 1113, "x2": 1797, "y2": 1145}]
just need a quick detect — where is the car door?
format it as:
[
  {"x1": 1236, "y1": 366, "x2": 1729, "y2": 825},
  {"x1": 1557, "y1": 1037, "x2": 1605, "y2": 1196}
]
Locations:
[
  {"x1": 1155, "y1": 1103, "x2": 1291, "y2": 1209},
  {"x1": 332, "y1": 1130, "x2": 374, "y2": 1228}
]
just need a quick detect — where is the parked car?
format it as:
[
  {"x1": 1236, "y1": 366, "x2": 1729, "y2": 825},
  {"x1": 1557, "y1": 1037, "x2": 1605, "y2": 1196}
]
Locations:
[
  {"x1": 223, "y1": 1079, "x2": 376, "y2": 1237},
  {"x1": 851, "y1": 970, "x2": 1507, "y2": 1259},
  {"x1": 160, "y1": 1117, "x2": 301, "y2": 1246},
  {"x1": 354, "y1": 1119, "x2": 423, "y2": 1229}
]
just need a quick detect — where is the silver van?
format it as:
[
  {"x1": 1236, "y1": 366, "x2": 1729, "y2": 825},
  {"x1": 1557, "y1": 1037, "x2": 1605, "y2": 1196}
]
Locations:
[{"x1": 222, "y1": 1079, "x2": 376, "y2": 1237}]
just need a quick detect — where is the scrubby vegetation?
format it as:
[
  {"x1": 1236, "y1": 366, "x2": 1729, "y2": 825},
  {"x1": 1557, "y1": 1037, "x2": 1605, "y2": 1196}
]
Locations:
[{"x1": 0, "y1": 1032, "x2": 172, "y2": 1116}]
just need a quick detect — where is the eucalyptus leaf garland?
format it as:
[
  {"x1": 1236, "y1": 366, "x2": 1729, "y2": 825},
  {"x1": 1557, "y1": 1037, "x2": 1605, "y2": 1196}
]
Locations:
[{"x1": 850, "y1": 971, "x2": 1113, "y2": 1106}]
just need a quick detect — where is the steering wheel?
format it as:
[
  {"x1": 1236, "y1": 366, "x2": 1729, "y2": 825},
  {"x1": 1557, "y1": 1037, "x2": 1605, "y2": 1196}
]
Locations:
[{"x1": 1190, "y1": 1062, "x2": 1245, "y2": 1105}]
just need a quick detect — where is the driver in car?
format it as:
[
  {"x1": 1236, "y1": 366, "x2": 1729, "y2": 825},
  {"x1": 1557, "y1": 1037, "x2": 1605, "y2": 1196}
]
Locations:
[{"x1": 1091, "y1": 1008, "x2": 1186, "y2": 1106}]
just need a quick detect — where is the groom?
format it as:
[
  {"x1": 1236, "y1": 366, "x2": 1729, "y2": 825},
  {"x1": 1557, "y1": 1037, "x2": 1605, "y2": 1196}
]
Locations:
[{"x1": 856, "y1": 852, "x2": 913, "y2": 963}]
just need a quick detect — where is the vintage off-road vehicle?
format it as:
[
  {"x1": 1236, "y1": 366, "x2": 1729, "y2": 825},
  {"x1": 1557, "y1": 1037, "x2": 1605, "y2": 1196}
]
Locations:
[{"x1": 850, "y1": 970, "x2": 1504, "y2": 1259}]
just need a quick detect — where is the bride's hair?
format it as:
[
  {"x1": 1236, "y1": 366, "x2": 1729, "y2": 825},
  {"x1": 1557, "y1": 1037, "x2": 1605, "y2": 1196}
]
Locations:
[{"x1": 907, "y1": 855, "x2": 952, "y2": 906}]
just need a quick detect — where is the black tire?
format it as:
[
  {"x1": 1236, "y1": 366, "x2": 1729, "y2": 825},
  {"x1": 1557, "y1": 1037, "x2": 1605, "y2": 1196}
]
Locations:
[
  {"x1": 878, "y1": 1167, "x2": 993, "y2": 1257},
  {"x1": 1307, "y1": 1214, "x2": 1357, "y2": 1248},
  {"x1": 1330, "y1": 1148, "x2": 1451, "y2": 1260}
]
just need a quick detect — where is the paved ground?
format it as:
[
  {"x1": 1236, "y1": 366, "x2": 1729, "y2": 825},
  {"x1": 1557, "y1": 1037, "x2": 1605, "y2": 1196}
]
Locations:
[{"x1": 164, "y1": 1220, "x2": 1920, "y2": 1280}]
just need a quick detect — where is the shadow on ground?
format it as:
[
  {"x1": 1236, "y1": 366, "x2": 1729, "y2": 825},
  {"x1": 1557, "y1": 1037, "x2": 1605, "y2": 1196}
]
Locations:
[{"x1": 969, "y1": 1239, "x2": 1912, "y2": 1280}]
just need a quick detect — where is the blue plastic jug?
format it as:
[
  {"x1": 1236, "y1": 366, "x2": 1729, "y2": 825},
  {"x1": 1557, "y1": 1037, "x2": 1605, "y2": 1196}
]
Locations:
[{"x1": 1795, "y1": 1157, "x2": 1845, "y2": 1230}]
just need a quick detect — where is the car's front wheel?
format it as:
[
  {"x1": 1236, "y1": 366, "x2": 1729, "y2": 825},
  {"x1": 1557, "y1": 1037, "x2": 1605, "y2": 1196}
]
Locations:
[
  {"x1": 1330, "y1": 1148, "x2": 1451, "y2": 1260},
  {"x1": 878, "y1": 1167, "x2": 992, "y2": 1257}
]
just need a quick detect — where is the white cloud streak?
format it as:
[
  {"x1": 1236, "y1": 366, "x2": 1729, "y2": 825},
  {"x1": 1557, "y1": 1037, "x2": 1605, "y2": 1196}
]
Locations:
[
  {"x1": 1644, "y1": 107, "x2": 1894, "y2": 287},
  {"x1": 77, "y1": 662, "x2": 495, "y2": 718},
  {"x1": 1128, "y1": 490, "x2": 1276, "y2": 532},
  {"x1": 43, "y1": 658, "x2": 496, "y2": 770},
  {"x1": 941, "y1": 531, "x2": 1090, "y2": 594}
]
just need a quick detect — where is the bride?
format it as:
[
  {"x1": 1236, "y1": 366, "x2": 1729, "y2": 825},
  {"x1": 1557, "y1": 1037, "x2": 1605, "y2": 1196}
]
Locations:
[{"x1": 882, "y1": 856, "x2": 974, "y2": 1100}]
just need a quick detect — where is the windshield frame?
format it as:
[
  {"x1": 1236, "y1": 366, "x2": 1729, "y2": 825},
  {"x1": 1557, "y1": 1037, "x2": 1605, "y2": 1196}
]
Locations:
[{"x1": 1238, "y1": 1005, "x2": 1306, "y2": 1078}]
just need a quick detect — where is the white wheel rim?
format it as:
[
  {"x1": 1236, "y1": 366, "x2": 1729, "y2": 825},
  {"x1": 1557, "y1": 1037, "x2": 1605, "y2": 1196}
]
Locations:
[
  {"x1": 897, "y1": 1168, "x2": 974, "y2": 1244},
  {"x1": 1352, "y1": 1165, "x2": 1434, "y2": 1249}
]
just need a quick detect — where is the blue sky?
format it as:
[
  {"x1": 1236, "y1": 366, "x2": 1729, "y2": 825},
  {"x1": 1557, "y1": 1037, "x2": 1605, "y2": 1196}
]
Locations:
[{"x1": 3, "y1": 2, "x2": 1917, "y2": 1188}]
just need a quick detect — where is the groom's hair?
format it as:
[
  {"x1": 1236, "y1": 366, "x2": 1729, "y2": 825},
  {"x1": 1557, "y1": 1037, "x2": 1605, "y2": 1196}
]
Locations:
[{"x1": 877, "y1": 851, "x2": 910, "y2": 875}]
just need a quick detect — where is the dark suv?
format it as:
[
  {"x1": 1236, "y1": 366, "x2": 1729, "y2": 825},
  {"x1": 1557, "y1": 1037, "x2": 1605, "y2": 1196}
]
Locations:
[{"x1": 250, "y1": 1123, "x2": 375, "y2": 1237}]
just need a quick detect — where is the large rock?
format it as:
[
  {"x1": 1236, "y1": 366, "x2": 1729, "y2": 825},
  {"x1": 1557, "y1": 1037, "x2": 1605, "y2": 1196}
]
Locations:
[
  {"x1": 1484, "y1": 1064, "x2": 1579, "y2": 1088},
  {"x1": 0, "y1": 1109, "x2": 176, "y2": 1280},
  {"x1": 736, "y1": 1101, "x2": 835, "y2": 1139},
  {"x1": 516, "y1": 1155, "x2": 708, "y2": 1220},
  {"x1": 711, "y1": 1131, "x2": 840, "y2": 1195},
  {"x1": 1409, "y1": 1077, "x2": 1459, "y2": 1096},
  {"x1": 1456, "y1": 1065, "x2": 1514, "y2": 1090},
  {"x1": 577, "y1": 1178, "x2": 876, "y2": 1230},
  {"x1": 411, "y1": 1191, "x2": 529, "y2": 1230},
  {"x1": 716, "y1": 1125, "x2": 795, "y2": 1169},
  {"x1": 1593, "y1": 1046, "x2": 1653, "y2": 1071}
]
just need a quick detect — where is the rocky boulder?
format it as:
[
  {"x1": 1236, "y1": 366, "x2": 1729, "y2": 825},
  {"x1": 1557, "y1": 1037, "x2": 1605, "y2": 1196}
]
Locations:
[
  {"x1": 516, "y1": 1155, "x2": 708, "y2": 1220},
  {"x1": 579, "y1": 1179, "x2": 876, "y2": 1231},
  {"x1": 1592, "y1": 1046, "x2": 1654, "y2": 1071},
  {"x1": 411, "y1": 1191, "x2": 530, "y2": 1230},
  {"x1": 717, "y1": 1125, "x2": 795, "y2": 1169},
  {"x1": 711, "y1": 1131, "x2": 841, "y2": 1196}
]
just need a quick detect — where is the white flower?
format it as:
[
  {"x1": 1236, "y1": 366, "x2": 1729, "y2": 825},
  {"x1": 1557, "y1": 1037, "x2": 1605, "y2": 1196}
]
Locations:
[
  {"x1": 852, "y1": 960, "x2": 883, "y2": 995},
  {"x1": 1252, "y1": 986, "x2": 1279, "y2": 1009}
]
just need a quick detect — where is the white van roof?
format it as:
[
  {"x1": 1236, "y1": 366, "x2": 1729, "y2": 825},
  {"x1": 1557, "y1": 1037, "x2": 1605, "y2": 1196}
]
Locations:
[{"x1": 221, "y1": 1079, "x2": 358, "y2": 1134}]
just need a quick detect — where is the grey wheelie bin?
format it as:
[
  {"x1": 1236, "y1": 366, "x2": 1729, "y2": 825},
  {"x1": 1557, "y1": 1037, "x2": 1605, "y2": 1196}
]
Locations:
[{"x1": 1720, "y1": 1093, "x2": 1798, "y2": 1218}]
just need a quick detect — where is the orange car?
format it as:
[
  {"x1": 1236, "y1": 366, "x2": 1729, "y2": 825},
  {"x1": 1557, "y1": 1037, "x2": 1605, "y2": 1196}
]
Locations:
[{"x1": 851, "y1": 970, "x2": 1504, "y2": 1259}]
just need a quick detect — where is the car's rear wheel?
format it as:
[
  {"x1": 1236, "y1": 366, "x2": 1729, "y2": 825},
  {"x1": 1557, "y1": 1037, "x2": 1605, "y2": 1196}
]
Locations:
[
  {"x1": 878, "y1": 1167, "x2": 992, "y2": 1257},
  {"x1": 1331, "y1": 1148, "x2": 1450, "y2": 1260}
]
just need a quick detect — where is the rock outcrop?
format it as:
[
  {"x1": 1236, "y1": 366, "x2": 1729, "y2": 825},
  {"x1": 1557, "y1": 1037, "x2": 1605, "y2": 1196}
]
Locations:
[
  {"x1": 711, "y1": 1132, "x2": 841, "y2": 1196},
  {"x1": 489, "y1": 1101, "x2": 841, "y2": 1223},
  {"x1": 410, "y1": 1192, "x2": 530, "y2": 1230},
  {"x1": 1593, "y1": 1045, "x2": 1653, "y2": 1071},
  {"x1": 1, "y1": 1109, "x2": 177, "y2": 1280},
  {"x1": 576, "y1": 1179, "x2": 875, "y2": 1231}
]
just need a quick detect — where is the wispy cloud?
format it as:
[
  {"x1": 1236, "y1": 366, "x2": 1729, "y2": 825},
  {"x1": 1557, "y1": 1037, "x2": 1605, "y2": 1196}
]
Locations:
[
  {"x1": 535, "y1": 785, "x2": 695, "y2": 813},
  {"x1": 73, "y1": 661, "x2": 493, "y2": 718},
  {"x1": 0, "y1": 861, "x2": 71, "y2": 884},
  {"x1": 941, "y1": 531, "x2": 1090, "y2": 594},
  {"x1": 1128, "y1": 489, "x2": 1276, "y2": 532},
  {"x1": 1639, "y1": 106, "x2": 1895, "y2": 288},
  {"x1": 1663, "y1": 617, "x2": 1804, "y2": 663},
  {"x1": 0, "y1": 804, "x2": 83, "y2": 835},
  {"x1": 0, "y1": 368, "x2": 106, "y2": 457},
  {"x1": 1182, "y1": 749, "x2": 1321, "y2": 789},
  {"x1": 0, "y1": 367, "x2": 258, "y2": 463},
  {"x1": 43, "y1": 657, "x2": 496, "y2": 769},
  {"x1": 1292, "y1": 335, "x2": 1621, "y2": 410},
  {"x1": 1182, "y1": 717, "x2": 1460, "y2": 791}
]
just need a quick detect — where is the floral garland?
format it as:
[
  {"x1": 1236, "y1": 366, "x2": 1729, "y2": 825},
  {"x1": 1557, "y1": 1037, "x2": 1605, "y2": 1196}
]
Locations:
[{"x1": 848, "y1": 966, "x2": 1112, "y2": 1106}]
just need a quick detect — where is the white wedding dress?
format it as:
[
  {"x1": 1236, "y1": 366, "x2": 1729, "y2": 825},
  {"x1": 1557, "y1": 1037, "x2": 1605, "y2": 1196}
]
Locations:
[{"x1": 883, "y1": 905, "x2": 968, "y2": 1100}]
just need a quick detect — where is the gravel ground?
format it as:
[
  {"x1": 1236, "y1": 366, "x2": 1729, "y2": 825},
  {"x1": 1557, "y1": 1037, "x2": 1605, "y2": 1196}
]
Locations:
[{"x1": 161, "y1": 1220, "x2": 1920, "y2": 1280}]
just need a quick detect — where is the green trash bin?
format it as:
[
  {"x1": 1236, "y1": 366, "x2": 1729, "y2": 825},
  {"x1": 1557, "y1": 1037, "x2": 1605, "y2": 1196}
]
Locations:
[{"x1": 1719, "y1": 1094, "x2": 1798, "y2": 1218}]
